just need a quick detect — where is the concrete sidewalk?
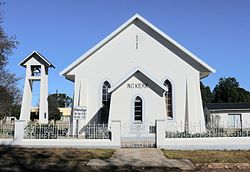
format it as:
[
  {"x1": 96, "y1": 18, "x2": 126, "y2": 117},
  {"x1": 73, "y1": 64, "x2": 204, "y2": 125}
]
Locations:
[{"x1": 87, "y1": 148, "x2": 195, "y2": 171}]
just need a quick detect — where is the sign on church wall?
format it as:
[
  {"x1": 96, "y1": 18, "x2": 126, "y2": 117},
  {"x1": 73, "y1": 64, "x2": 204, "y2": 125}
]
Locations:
[
  {"x1": 127, "y1": 83, "x2": 149, "y2": 89},
  {"x1": 73, "y1": 106, "x2": 87, "y2": 120}
]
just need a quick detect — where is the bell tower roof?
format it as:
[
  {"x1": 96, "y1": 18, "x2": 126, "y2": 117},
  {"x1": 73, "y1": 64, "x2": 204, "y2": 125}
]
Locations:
[{"x1": 19, "y1": 51, "x2": 55, "y2": 68}]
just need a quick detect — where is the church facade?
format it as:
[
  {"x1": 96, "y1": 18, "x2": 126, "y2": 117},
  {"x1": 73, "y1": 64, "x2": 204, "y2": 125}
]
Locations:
[{"x1": 60, "y1": 14, "x2": 215, "y2": 136}]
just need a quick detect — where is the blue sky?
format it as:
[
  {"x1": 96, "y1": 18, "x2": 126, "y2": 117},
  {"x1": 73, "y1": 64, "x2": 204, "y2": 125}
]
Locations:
[{"x1": 3, "y1": 0, "x2": 250, "y2": 101}]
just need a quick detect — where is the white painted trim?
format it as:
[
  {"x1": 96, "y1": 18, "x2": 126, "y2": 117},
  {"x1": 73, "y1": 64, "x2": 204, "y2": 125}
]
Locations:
[
  {"x1": 98, "y1": 79, "x2": 113, "y2": 108},
  {"x1": 162, "y1": 77, "x2": 176, "y2": 121},
  {"x1": 19, "y1": 51, "x2": 55, "y2": 68},
  {"x1": 108, "y1": 66, "x2": 168, "y2": 93},
  {"x1": 160, "y1": 137, "x2": 250, "y2": 150},
  {"x1": 60, "y1": 14, "x2": 215, "y2": 76},
  {"x1": 131, "y1": 93, "x2": 145, "y2": 124},
  {"x1": 210, "y1": 109, "x2": 250, "y2": 112},
  {"x1": 138, "y1": 14, "x2": 216, "y2": 74},
  {"x1": 59, "y1": 15, "x2": 138, "y2": 76}
]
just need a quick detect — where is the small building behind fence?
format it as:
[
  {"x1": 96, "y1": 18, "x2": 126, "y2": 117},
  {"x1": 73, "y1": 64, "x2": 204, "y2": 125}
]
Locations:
[{"x1": 205, "y1": 103, "x2": 250, "y2": 128}]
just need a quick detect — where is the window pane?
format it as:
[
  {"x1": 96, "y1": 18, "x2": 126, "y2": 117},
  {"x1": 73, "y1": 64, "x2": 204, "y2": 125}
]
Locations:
[
  {"x1": 101, "y1": 81, "x2": 111, "y2": 124},
  {"x1": 134, "y1": 96, "x2": 142, "y2": 121},
  {"x1": 164, "y1": 80, "x2": 173, "y2": 119},
  {"x1": 102, "y1": 81, "x2": 111, "y2": 103},
  {"x1": 228, "y1": 114, "x2": 241, "y2": 128}
]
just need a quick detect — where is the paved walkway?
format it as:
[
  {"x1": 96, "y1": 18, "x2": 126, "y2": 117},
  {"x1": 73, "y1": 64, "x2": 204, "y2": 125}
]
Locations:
[{"x1": 87, "y1": 148, "x2": 195, "y2": 171}]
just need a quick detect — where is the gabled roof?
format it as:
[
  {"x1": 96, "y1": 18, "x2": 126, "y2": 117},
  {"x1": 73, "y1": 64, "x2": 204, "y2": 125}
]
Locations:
[
  {"x1": 60, "y1": 14, "x2": 215, "y2": 78},
  {"x1": 206, "y1": 103, "x2": 250, "y2": 111},
  {"x1": 108, "y1": 67, "x2": 168, "y2": 93},
  {"x1": 19, "y1": 51, "x2": 55, "y2": 68}
]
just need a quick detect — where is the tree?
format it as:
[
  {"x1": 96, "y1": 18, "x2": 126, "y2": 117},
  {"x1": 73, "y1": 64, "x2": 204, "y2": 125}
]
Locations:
[
  {"x1": 0, "y1": 2, "x2": 18, "y2": 75},
  {"x1": 48, "y1": 93, "x2": 72, "y2": 122},
  {"x1": 235, "y1": 87, "x2": 250, "y2": 103},
  {"x1": 0, "y1": 3, "x2": 20, "y2": 120},
  {"x1": 0, "y1": 86, "x2": 13, "y2": 119},
  {"x1": 213, "y1": 77, "x2": 250, "y2": 103},
  {"x1": 200, "y1": 82, "x2": 213, "y2": 106},
  {"x1": 11, "y1": 104, "x2": 21, "y2": 119},
  {"x1": 48, "y1": 95, "x2": 61, "y2": 122},
  {"x1": 51, "y1": 93, "x2": 72, "y2": 107}
]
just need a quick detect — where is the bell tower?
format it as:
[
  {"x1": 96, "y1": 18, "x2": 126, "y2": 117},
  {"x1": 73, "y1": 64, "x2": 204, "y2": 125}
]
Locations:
[{"x1": 19, "y1": 51, "x2": 54, "y2": 124}]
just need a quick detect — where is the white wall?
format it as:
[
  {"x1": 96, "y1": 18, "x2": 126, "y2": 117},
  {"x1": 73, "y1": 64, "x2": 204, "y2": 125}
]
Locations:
[
  {"x1": 20, "y1": 56, "x2": 49, "y2": 124},
  {"x1": 10, "y1": 120, "x2": 121, "y2": 148},
  {"x1": 156, "y1": 120, "x2": 250, "y2": 150},
  {"x1": 70, "y1": 22, "x2": 205, "y2": 131},
  {"x1": 211, "y1": 112, "x2": 250, "y2": 128},
  {"x1": 1, "y1": 119, "x2": 250, "y2": 149},
  {"x1": 160, "y1": 137, "x2": 250, "y2": 150},
  {"x1": 242, "y1": 113, "x2": 250, "y2": 127},
  {"x1": 109, "y1": 76, "x2": 165, "y2": 125}
]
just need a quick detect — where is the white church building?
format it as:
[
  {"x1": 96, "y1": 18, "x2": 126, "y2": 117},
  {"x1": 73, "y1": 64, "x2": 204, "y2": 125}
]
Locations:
[
  {"x1": 5, "y1": 14, "x2": 250, "y2": 150},
  {"x1": 60, "y1": 14, "x2": 215, "y2": 138}
]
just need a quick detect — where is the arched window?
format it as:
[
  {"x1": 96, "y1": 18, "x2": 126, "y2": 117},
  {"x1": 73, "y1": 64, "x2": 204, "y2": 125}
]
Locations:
[
  {"x1": 101, "y1": 81, "x2": 111, "y2": 123},
  {"x1": 164, "y1": 80, "x2": 173, "y2": 119},
  {"x1": 102, "y1": 81, "x2": 111, "y2": 105},
  {"x1": 134, "y1": 96, "x2": 143, "y2": 122}
]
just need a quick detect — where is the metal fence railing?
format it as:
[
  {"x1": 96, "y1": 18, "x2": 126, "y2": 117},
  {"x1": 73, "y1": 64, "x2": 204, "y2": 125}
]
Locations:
[
  {"x1": 24, "y1": 122, "x2": 110, "y2": 139},
  {"x1": 120, "y1": 122, "x2": 156, "y2": 148},
  {"x1": 165, "y1": 122, "x2": 250, "y2": 138},
  {"x1": 79, "y1": 123, "x2": 110, "y2": 139},
  {"x1": 0, "y1": 123, "x2": 15, "y2": 138},
  {"x1": 24, "y1": 122, "x2": 70, "y2": 139}
]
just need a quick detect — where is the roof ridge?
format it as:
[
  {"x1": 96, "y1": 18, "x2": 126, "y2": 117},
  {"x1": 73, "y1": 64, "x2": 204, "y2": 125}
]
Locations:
[
  {"x1": 19, "y1": 51, "x2": 55, "y2": 68},
  {"x1": 60, "y1": 14, "x2": 215, "y2": 77},
  {"x1": 108, "y1": 66, "x2": 167, "y2": 93}
]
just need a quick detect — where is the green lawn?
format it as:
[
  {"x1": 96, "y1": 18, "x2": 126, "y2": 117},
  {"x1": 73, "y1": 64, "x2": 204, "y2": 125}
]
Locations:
[
  {"x1": 0, "y1": 146, "x2": 115, "y2": 171},
  {"x1": 162, "y1": 149, "x2": 250, "y2": 163}
]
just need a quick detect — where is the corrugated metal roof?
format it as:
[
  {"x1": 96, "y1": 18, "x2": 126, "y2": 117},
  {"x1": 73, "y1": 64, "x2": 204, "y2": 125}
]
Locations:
[{"x1": 206, "y1": 103, "x2": 250, "y2": 110}]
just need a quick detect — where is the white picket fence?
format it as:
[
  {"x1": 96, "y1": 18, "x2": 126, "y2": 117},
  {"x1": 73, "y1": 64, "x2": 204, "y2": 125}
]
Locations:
[
  {"x1": 2, "y1": 119, "x2": 250, "y2": 149},
  {"x1": 0, "y1": 123, "x2": 15, "y2": 138},
  {"x1": 23, "y1": 122, "x2": 110, "y2": 139},
  {"x1": 165, "y1": 121, "x2": 250, "y2": 138}
]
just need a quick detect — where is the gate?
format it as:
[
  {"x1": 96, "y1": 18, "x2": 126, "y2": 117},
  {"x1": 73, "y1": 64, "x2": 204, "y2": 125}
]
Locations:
[{"x1": 121, "y1": 121, "x2": 156, "y2": 148}]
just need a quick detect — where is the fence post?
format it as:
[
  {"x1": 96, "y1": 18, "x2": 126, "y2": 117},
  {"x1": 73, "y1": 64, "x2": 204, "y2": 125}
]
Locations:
[
  {"x1": 156, "y1": 119, "x2": 166, "y2": 148},
  {"x1": 110, "y1": 120, "x2": 121, "y2": 148},
  {"x1": 13, "y1": 120, "x2": 26, "y2": 145}
]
